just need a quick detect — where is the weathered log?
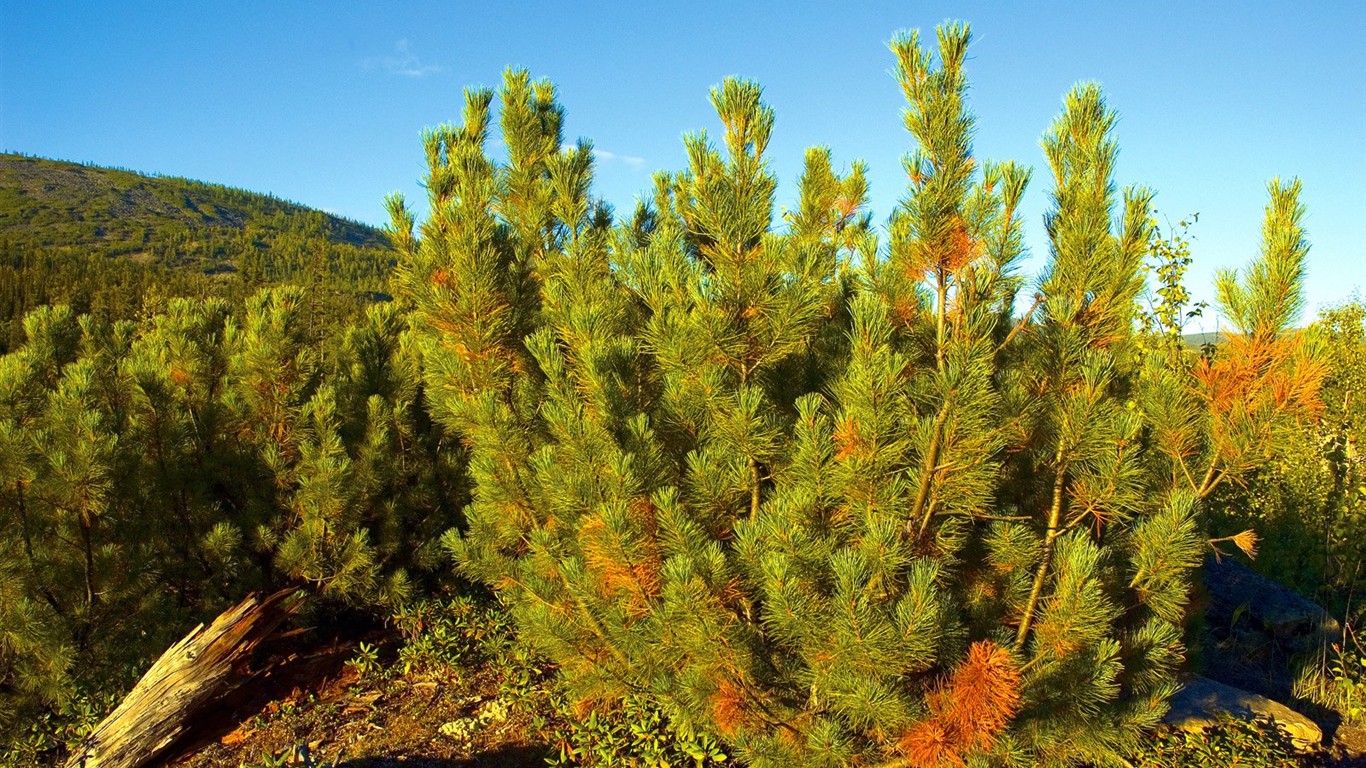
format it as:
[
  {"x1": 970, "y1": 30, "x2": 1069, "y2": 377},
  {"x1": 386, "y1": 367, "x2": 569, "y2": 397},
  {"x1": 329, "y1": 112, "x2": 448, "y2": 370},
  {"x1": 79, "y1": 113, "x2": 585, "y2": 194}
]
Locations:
[{"x1": 65, "y1": 589, "x2": 301, "y2": 768}]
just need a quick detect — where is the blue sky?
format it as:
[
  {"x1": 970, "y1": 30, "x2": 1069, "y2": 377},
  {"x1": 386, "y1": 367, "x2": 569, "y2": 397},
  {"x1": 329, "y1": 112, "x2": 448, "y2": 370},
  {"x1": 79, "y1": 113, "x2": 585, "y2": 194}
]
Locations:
[{"x1": 3, "y1": 2, "x2": 1363, "y2": 329}]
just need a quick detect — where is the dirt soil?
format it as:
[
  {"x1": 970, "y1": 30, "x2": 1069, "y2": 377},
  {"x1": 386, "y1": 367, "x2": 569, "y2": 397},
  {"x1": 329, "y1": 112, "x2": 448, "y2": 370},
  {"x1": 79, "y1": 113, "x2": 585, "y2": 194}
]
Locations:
[{"x1": 166, "y1": 632, "x2": 550, "y2": 768}]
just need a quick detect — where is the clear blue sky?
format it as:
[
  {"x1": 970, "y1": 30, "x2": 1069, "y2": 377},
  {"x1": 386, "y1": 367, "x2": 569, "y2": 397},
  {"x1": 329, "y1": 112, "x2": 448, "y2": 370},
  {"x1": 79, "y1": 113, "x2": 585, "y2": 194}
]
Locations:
[{"x1": 3, "y1": 2, "x2": 1363, "y2": 329}]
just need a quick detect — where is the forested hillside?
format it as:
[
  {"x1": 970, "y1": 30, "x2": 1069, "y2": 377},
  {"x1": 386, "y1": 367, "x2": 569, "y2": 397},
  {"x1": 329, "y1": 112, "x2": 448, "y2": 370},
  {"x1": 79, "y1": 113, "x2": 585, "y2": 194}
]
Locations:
[{"x1": 0, "y1": 154, "x2": 394, "y2": 351}]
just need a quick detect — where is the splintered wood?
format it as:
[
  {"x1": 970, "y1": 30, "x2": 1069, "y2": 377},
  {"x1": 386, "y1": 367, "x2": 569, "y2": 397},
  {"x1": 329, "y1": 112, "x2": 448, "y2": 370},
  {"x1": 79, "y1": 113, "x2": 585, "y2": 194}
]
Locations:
[{"x1": 65, "y1": 589, "x2": 300, "y2": 768}]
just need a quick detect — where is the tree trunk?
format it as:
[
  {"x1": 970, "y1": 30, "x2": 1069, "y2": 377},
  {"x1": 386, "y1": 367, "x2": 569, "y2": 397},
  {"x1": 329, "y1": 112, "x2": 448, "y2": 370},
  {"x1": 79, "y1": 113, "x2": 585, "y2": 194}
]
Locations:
[{"x1": 65, "y1": 588, "x2": 301, "y2": 768}]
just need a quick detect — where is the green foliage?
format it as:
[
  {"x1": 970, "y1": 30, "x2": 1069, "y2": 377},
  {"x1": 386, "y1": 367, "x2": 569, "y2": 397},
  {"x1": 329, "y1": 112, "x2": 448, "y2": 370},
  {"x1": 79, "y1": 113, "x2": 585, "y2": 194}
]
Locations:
[
  {"x1": 545, "y1": 695, "x2": 729, "y2": 768},
  {"x1": 345, "y1": 641, "x2": 383, "y2": 682},
  {"x1": 0, "y1": 153, "x2": 395, "y2": 352},
  {"x1": 0, "y1": 22, "x2": 1343, "y2": 768},
  {"x1": 237, "y1": 743, "x2": 332, "y2": 768},
  {"x1": 0, "y1": 287, "x2": 464, "y2": 753},
  {"x1": 1128, "y1": 717, "x2": 1306, "y2": 768},
  {"x1": 400, "y1": 25, "x2": 1320, "y2": 768},
  {"x1": 0, "y1": 682, "x2": 124, "y2": 768},
  {"x1": 390, "y1": 595, "x2": 730, "y2": 768},
  {"x1": 390, "y1": 595, "x2": 521, "y2": 678},
  {"x1": 1202, "y1": 299, "x2": 1364, "y2": 649},
  {"x1": 1139, "y1": 213, "x2": 1206, "y2": 358},
  {"x1": 1215, "y1": 179, "x2": 1309, "y2": 339},
  {"x1": 1295, "y1": 641, "x2": 1366, "y2": 727}
]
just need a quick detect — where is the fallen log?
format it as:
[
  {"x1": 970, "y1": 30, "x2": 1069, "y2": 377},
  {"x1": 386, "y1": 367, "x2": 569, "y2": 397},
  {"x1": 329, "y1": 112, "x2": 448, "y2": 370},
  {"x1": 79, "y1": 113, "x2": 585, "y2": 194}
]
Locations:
[{"x1": 65, "y1": 588, "x2": 302, "y2": 768}]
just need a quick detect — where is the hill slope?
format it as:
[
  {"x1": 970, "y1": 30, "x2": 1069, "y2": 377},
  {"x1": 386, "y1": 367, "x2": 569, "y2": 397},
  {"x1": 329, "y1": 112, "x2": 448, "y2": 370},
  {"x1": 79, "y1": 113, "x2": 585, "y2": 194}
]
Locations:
[
  {"x1": 0, "y1": 153, "x2": 394, "y2": 349},
  {"x1": 0, "y1": 153, "x2": 387, "y2": 254}
]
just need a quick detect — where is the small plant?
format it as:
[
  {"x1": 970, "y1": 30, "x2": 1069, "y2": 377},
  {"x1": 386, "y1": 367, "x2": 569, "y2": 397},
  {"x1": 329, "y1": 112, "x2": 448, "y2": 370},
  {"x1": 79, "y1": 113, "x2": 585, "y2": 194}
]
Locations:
[
  {"x1": 390, "y1": 595, "x2": 519, "y2": 676},
  {"x1": 1294, "y1": 641, "x2": 1366, "y2": 727},
  {"x1": 393, "y1": 596, "x2": 726, "y2": 767},
  {"x1": 345, "y1": 641, "x2": 383, "y2": 681},
  {"x1": 544, "y1": 694, "x2": 729, "y2": 768},
  {"x1": 1329, "y1": 644, "x2": 1366, "y2": 724},
  {"x1": 1141, "y1": 211, "x2": 1208, "y2": 359},
  {"x1": 239, "y1": 743, "x2": 332, "y2": 768},
  {"x1": 240, "y1": 752, "x2": 291, "y2": 768},
  {"x1": 0, "y1": 685, "x2": 123, "y2": 768}
]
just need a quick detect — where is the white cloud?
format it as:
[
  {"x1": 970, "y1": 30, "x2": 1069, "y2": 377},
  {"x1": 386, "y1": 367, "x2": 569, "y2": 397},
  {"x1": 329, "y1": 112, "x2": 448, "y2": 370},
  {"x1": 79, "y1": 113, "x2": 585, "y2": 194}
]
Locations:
[
  {"x1": 363, "y1": 39, "x2": 444, "y2": 78},
  {"x1": 594, "y1": 148, "x2": 647, "y2": 171}
]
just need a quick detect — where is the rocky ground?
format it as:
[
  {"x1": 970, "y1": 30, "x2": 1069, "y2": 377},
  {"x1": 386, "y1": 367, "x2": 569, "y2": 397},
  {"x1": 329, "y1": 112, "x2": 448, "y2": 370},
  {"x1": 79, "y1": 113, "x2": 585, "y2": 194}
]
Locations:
[{"x1": 1168, "y1": 556, "x2": 1366, "y2": 765}]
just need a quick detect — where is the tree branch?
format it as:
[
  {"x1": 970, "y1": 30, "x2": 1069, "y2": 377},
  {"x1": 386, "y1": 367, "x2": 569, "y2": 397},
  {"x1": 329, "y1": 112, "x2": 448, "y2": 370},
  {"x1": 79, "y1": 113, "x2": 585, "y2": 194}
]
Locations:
[
  {"x1": 1016, "y1": 451, "x2": 1068, "y2": 649},
  {"x1": 911, "y1": 405, "x2": 953, "y2": 539}
]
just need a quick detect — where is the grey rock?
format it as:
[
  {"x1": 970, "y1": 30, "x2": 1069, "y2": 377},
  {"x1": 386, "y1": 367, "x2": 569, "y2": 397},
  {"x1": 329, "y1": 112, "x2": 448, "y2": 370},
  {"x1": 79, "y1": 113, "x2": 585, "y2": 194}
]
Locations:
[
  {"x1": 1334, "y1": 723, "x2": 1366, "y2": 757},
  {"x1": 1166, "y1": 675, "x2": 1323, "y2": 750},
  {"x1": 1204, "y1": 555, "x2": 1339, "y2": 641}
]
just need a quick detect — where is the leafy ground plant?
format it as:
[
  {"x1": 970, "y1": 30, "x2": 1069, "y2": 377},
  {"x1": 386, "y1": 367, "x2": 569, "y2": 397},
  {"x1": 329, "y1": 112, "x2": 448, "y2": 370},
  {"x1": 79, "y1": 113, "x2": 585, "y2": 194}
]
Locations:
[
  {"x1": 1128, "y1": 716, "x2": 1309, "y2": 768},
  {"x1": 393, "y1": 595, "x2": 730, "y2": 767}
]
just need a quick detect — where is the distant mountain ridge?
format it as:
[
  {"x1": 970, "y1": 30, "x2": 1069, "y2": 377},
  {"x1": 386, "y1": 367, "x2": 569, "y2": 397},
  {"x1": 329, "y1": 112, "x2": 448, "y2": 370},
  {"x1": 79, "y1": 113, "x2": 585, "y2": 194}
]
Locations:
[
  {"x1": 0, "y1": 153, "x2": 387, "y2": 255},
  {"x1": 1184, "y1": 331, "x2": 1224, "y2": 349},
  {"x1": 0, "y1": 153, "x2": 1243, "y2": 356},
  {"x1": 0, "y1": 153, "x2": 394, "y2": 351}
]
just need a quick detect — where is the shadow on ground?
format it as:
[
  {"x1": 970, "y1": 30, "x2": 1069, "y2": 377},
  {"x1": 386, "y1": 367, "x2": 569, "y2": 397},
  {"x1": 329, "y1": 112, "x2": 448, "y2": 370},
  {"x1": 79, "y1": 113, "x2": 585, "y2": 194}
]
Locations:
[{"x1": 336, "y1": 744, "x2": 550, "y2": 767}]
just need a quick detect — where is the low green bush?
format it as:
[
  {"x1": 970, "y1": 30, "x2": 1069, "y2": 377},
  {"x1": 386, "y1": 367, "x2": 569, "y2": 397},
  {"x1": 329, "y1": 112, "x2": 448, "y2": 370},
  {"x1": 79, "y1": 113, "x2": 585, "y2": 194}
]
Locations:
[
  {"x1": 393, "y1": 595, "x2": 728, "y2": 767},
  {"x1": 1128, "y1": 715, "x2": 1307, "y2": 768}
]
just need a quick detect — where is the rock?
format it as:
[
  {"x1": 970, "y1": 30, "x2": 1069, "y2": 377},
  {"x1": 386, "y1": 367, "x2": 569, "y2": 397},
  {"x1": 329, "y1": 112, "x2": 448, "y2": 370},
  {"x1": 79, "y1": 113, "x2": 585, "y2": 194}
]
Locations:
[
  {"x1": 1204, "y1": 555, "x2": 1338, "y2": 642},
  {"x1": 1166, "y1": 675, "x2": 1322, "y2": 750},
  {"x1": 1334, "y1": 723, "x2": 1366, "y2": 757},
  {"x1": 1201, "y1": 556, "x2": 1340, "y2": 703}
]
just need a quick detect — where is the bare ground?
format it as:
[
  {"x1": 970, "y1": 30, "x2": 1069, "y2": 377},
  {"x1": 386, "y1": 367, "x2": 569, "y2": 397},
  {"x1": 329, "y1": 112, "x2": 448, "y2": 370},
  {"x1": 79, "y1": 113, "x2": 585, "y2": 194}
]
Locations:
[{"x1": 166, "y1": 633, "x2": 550, "y2": 768}]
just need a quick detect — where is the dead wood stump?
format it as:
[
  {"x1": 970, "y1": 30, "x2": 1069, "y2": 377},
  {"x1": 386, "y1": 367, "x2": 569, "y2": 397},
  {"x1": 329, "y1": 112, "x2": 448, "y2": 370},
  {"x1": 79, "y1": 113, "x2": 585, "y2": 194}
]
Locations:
[{"x1": 65, "y1": 588, "x2": 301, "y2": 768}]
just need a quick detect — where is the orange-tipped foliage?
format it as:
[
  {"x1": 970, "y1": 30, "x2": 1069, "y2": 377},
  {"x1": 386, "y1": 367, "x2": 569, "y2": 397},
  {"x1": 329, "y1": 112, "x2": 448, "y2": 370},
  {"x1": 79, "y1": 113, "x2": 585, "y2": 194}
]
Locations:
[
  {"x1": 577, "y1": 504, "x2": 664, "y2": 618},
  {"x1": 1194, "y1": 333, "x2": 1322, "y2": 420},
  {"x1": 892, "y1": 294, "x2": 921, "y2": 327},
  {"x1": 896, "y1": 719, "x2": 967, "y2": 768},
  {"x1": 1231, "y1": 529, "x2": 1259, "y2": 559},
  {"x1": 833, "y1": 415, "x2": 867, "y2": 461},
  {"x1": 896, "y1": 641, "x2": 1022, "y2": 765},
  {"x1": 939, "y1": 641, "x2": 1022, "y2": 750},
  {"x1": 1192, "y1": 330, "x2": 1325, "y2": 476},
  {"x1": 904, "y1": 216, "x2": 982, "y2": 283},
  {"x1": 945, "y1": 217, "x2": 981, "y2": 275},
  {"x1": 710, "y1": 677, "x2": 755, "y2": 738}
]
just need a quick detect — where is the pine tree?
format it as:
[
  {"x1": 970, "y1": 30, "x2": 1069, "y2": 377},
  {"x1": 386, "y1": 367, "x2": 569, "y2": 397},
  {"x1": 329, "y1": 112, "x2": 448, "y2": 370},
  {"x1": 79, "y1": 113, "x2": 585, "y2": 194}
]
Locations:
[
  {"x1": 0, "y1": 306, "x2": 83, "y2": 723},
  {"x1": 122, "y1": 297, "x2": 236, "y2": 604},
  {"x1": 399, "y1": 22, "x2": 1324, "y2": 767},
  {"x1": 0, "y1": 307, "x2": 174, "y2": 723},
  {"x1": 222, "y1": 287, "x2": 460, "y2": 605},
  {"x1": 0, "y1": 287, "x2": 461, "y2": 737},
  {"x1": 268, "y1": 300, "x2": 463, "y2": 605},
  {"x1": 329, "y1": 302, "x2": 467, "y2": 594}
]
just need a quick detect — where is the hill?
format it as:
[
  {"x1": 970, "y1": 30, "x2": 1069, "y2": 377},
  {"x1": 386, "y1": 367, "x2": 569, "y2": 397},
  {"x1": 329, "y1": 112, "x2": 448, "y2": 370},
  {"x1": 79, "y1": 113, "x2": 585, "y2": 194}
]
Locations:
[
  {"x1": 1184, "y1": 330, "x2": 1224, "y2": 349},
  {"x1": 0, "y1": 153, "x2": 387, "y2": 254},
  {"x1": 0, "y1": 153, "x2": 394, "y2": 350}
]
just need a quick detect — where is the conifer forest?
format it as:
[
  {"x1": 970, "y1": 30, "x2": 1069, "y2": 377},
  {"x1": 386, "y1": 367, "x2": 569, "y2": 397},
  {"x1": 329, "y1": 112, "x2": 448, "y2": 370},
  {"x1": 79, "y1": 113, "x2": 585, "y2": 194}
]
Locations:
[{"x1": 3, "y1": 22, "x2": 1365, "y2": 768}]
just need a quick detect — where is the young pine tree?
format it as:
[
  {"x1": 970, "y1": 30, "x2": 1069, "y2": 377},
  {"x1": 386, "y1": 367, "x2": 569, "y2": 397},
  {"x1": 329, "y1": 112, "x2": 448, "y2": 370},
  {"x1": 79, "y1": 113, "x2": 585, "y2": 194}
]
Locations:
[
  {"x1": 0, "y1": 307, "x2": 170, "y2": 724},
  {"x1": 405, "y1": 26, "x2": 1322, "y2": 768},
  {"x1": 226, "y1": 286, "x2": 457, "y2": 605}
]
